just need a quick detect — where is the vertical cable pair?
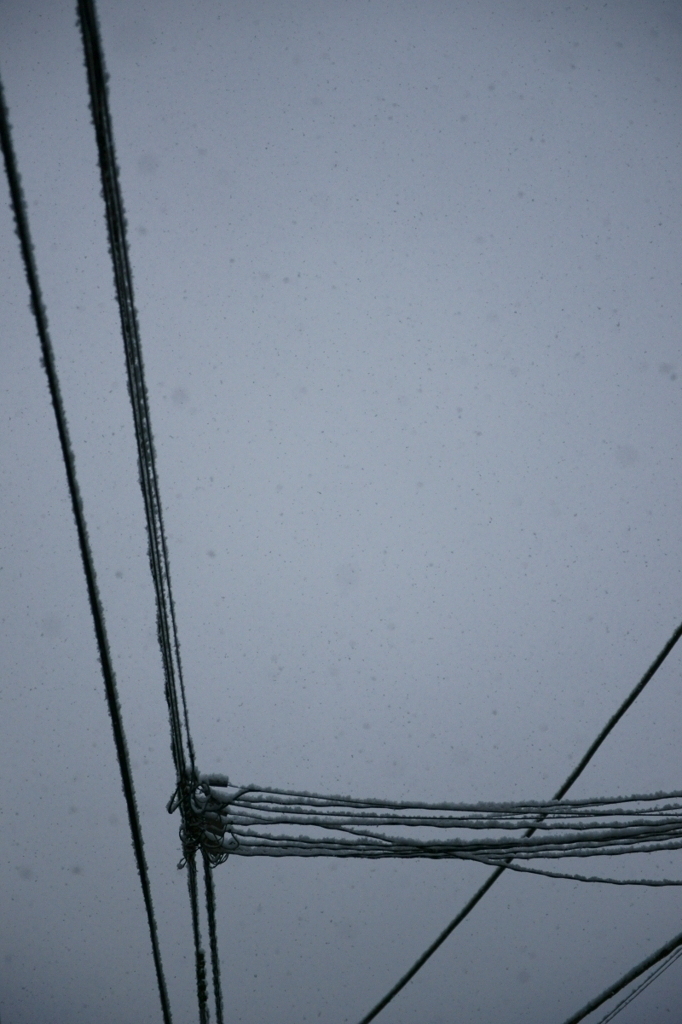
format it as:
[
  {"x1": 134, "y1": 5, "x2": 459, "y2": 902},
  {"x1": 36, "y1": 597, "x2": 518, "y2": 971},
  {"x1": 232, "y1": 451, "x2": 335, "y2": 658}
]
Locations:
[{"x1": 76, "y1": 1, "x2": 224, "y2": 1020}]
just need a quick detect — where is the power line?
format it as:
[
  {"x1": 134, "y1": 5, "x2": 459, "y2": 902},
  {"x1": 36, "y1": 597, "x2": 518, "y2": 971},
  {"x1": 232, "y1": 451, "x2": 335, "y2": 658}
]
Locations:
[
  {"x1": 189, "y1": 779, "x2": 682, "y2": 873},
  {"x1": 75, "y1": 1, "x2": 224, "y2": 1019},
  {"x1": 8, "y1": 2, "x2": 679, "y2": 1017},
  {"x1": 64, "y1": 0, "x2": 682, "y2": 1009},
  {"x1": 561, "y1": 926, "x2": 682, "y2": 1024},
  {"x1": 187, "y1": 853, "x2": 210, "y2": 1024},
  {"x1": 355, "y1": 618, "x2": 682, "y2": 1024},
  {"x1": 593, "y1": 945, "x2": 682, "y2": 1023},
  {"x1": 75, "y1": 0, "x2": 194, "y2": 789},
  {"x1": 0, "y1": 69, "x2": 173, "y2": 1024},
  {"x1": 203, "y1": 850, "x2": 225, "y2": 1024}
]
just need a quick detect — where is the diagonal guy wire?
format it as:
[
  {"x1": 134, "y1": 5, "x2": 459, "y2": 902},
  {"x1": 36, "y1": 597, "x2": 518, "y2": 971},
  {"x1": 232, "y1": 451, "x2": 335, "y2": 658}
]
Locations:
[
  {"x1": 356, "y1": 618, "x2": 682, "y2": 1024},
  {"x1": 561, "y1": 926, "x2": 682, "y2": 1024}
]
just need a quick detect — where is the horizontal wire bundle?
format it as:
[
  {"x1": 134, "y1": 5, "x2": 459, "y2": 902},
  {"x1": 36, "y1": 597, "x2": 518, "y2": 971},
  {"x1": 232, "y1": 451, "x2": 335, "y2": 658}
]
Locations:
[{"x1": 175, "y1": 777, "x2": 682, "y2": 884}]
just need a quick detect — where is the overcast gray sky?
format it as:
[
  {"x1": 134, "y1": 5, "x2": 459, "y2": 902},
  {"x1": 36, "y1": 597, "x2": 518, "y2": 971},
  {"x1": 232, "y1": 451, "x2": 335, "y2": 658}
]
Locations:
[{"x1": 1, "y1": 1, "x2": 682, "y2": 1021}]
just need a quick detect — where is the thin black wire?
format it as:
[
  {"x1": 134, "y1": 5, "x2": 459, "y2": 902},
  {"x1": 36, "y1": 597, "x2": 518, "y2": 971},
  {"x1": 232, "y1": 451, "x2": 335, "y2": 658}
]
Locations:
[
  {"x1": 356, "y1": 618, "x2": 682, "y2": 1024},
  {"x1": 0, "y1": 72, "x2": 173, "y2": 1024},
  {"x1": 594, "y1": 945, "x2": 682, "y2": 1023},
  {"x1": 74, "y1": 2, "x2": 220, "y2": 1019},
  {"x1": 187, "y1": 854, "x2": 210, "y2": 1024},
  {"x1": 472, "y1": 859, "x2": 682, "y2": 887},
  {"x1": 560, "y1": 927, "x2": 682, "y2": 1024},
  {"x1": 203, "y1": 851, "x2": 225, "y2": 1024}
]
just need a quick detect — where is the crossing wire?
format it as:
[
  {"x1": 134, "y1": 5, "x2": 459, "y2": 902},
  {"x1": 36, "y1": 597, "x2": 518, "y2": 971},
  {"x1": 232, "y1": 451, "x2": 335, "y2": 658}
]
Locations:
[
  {"x1": 0, "y1": 71, "x2": 173, "y2": 1024},
  {"x1": 75, "y1": 2, "x2": 223, "y2": 1020},
  {"x1": 356, "y1": 618, "x2": 682, "y2": 1024}
]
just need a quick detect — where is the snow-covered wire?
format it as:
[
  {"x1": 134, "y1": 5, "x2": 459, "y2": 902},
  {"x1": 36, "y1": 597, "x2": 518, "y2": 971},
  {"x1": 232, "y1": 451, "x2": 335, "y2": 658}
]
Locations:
[{"x1": 181, "y1": 779, "x2": 682, "y2": 882}]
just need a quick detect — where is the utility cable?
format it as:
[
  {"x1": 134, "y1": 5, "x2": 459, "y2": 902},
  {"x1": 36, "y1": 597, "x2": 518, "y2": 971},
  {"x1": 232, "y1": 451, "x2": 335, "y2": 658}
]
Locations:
[
  {"x1": 187, "y1": 853, "x2": 210, "y2": 1024},
  {"x1": 356, "y1": 618, "x2": 682, "y2": 1024},
  {"x1": 593, "y1": 945, "x2": 682, "y2": 1023},
  {"x1": 190, "y1": 779, "x2": 682, "y2": 870},
  {"x1": 75, "y1": 0, "x2": 194, "y2": 788},
  {"x1": 203, "y1": 850, "x2": 225, "y2": 1024},
  {"x1": 560, "y1": 926, "x2": 682, "y2": 1024},
  {"x1": 0, "y1": 72, "x2": 173, "y2": 1024},
  {"x1": 75, "y1": 2, "x2": 216, "y2": 1019},
  {"x1": 63, "y1": 2, "x2": 682, "y2": 1016}
]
